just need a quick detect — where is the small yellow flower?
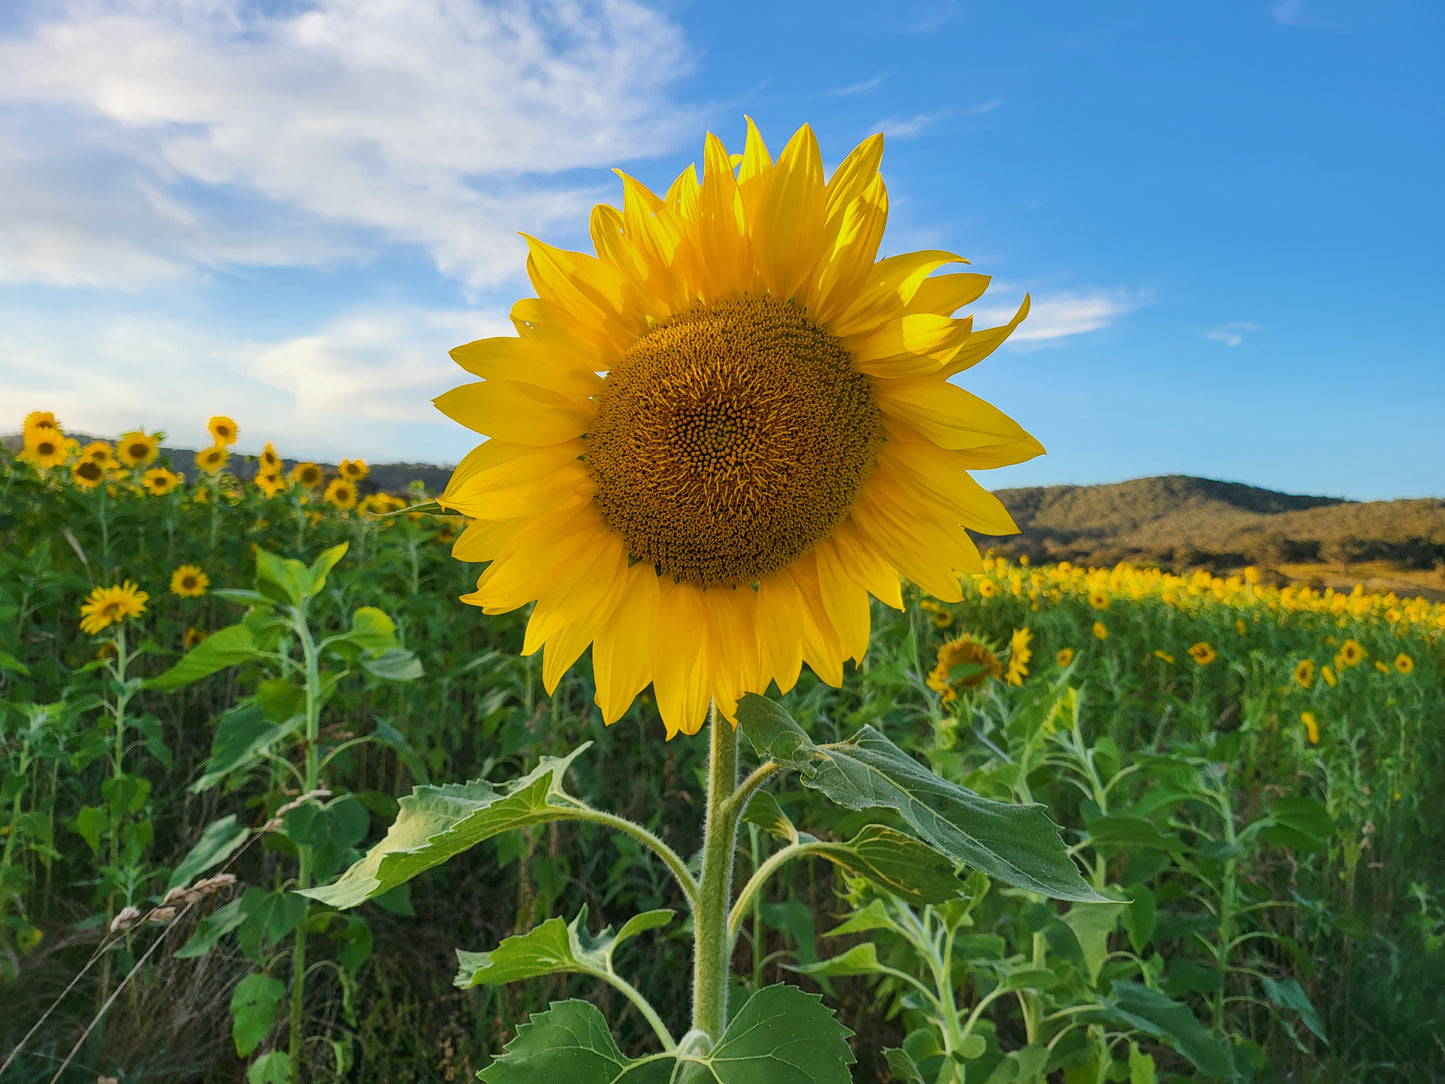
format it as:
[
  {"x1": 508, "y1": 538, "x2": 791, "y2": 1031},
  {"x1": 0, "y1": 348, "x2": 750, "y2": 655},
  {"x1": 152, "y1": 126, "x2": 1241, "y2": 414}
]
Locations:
[
  {"x1": 928, "y1": 636, "x2": 1002, "y2": 698},
  {"x1": 1374, "y1": 660, "x2": 1389, "y2": 674},
  {"x1": 1321, "y1": 664, "x2": 1337, "y2": 688},
  {"x1": 1243, "y1": 565, "x2": 1261, "y2": 584},
  {"x1": 142, "y1": 467, "x2": 182, "y2": 496},
  {"x1": 931, "y1": 609, "x2": 953, "y2": 628},
  {"x1": 255, "y1": 470, "x2": 286, "y2": 498},
  {"x1": 292, "y1": 461, "x2": 324, "y2": 488},
  {"x1": 339, "y1": 458, "x2": 369, "y2": 481},
  {"x1": 21, "y1": 433, "x2": 67, "y2": 469},
  {"x1": 195, "y1": 445, "x2": 230, "y2": 474},
  {"x1": 1006, "y1": 627, "x2": 1032, "y2": 686},
  {"x1": 1056, "y1": 647, "x2": 1074, "y2": 667},
  {"x1": 1092, "y1": 620, "x2": 1108, "y2": 641},
  {"x1": 208, "y1": 415, "x2": 240, "y2": 446},
  {"x1": 1088, "y1": 588, "x2": 1109, "y2": 610},
  {"x1": 1301, "y1": 711, "x2": 1320, "y2": 745},
  {"x1": 1394, "y1": 653, "x2": 1413, "y2": 674},
  {"x1": 169, "y1": 564, "x2": 209, "y2": 598},
  {"x1": 324, "y1": 477, "x2": 358, "y2": 510},
  {"x1": 70, "y1": 459, "x2": 105, "y2": 490},
  {"x1": 1293, "y1": 659, "x2": 1315, "y2": 689},
  {"x1": 183, "y1": 627, "x2": 208, "y2": 651},
  {"x1": 81, "y1": 441, "x2": 114, "y2": 465},
  {"x1": 23, "y1": 410, "x2": 61, "y2": 444},
  {"x1": 259, "y1": 442, "x2": 282, "y2": 473},
  {"x1": 1188, "y1": 641, "x2": 1217, "y2": 666},
  {"x1": 79, "y1": 581, "x2": 149, "y2": 636},
  {"x1": 1338, "y1": 639, "x2": 1365, "y2": 668},
  {"x1": 1235, "y1": 618, "x2": 1247, "y2": 635},
  {"x1": 117, "y1": 431, "x2": 161, "y2": 468},
  {"x1": 1154, "y1": 649, "x2": 1175, "y2": 665},
  {"x1": 977, "y1": 579, "x2": 998, "y2": 598}
]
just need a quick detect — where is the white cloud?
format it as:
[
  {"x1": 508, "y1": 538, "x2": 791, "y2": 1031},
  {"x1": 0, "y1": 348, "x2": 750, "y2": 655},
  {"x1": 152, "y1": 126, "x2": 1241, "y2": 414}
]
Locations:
[
  {"x1": 0, "y1": 303, "x2": 508, "y2": 464},
  {"x1": 828, "y1": 75, "x2": 885, "y2": 97},
  {"x1": 1271, "y1": 0, "x2": 1307, "y2": 26},
  {"x1": 1205, "y1": 322, "x2": 1260, "y2": 347},
  {"x1": 0, "y1": 0, "x2": 694, "y2": 290},
  {"x1": 972, "y1": 288, "x2": 1143, "y2": 347}
]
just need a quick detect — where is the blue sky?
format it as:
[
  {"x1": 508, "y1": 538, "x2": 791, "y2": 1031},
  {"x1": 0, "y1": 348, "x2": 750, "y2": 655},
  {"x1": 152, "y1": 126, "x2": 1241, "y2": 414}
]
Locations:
[{"x1": 1, "y1": 0, "x2": 1439, "y2": 501}]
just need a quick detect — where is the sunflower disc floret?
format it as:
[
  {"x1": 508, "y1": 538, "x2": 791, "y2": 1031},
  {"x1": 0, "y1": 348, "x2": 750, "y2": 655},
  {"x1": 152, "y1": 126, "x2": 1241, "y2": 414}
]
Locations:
[{"x1": 436, "y1": 119, "x2": 1042, "y2": 737}]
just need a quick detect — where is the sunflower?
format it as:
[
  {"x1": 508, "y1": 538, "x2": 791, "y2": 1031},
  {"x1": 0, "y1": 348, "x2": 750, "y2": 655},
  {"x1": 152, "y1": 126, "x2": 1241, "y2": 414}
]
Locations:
[
  {"x1": 435, "y1": 122, "x2": 1039, "y2": 737},
  {"x1": 1188, "y1": 641, "x2": 1217, "y2": 666},
  {"x1": 1235, "y1": 618, "x2": 1247, "y2": 635},
  {"x1": 208, "y1": 415, "x2": 239, "y2": 445},
  {"x1": 21, "y1": 434, "x2": 67, "y2": 469},
  {"x1": 339, "y1": 458, "x2": 369, "y2": 481},
  {"x1": 1005, "y1": 626, "x2": 1032, "y2": 686},
  {"x1": 1293, "y1": 658, "x2": 1315, "y2": 689},
  {"x1": 195, "y1": 445, "x2": 230, "y2": 474},
  {"x1": 255, "y1": 470, "x2": 285, "y2": 498},
  {"x1": 1056, "y1": 647, "x2": 1074, "y2": 667},
  {"x1": 71, "y1": 459, "x2": 105, "y2": 489},
  {"x1": 325, "y1": 478, "x2": 358, "y2": 510},
  {"x1": 117, "y1": 431, "x2": 161, "y2": 468},
  {"x1": 81, "y1": 441, "x2": 114, "y2": 465},
  {"x1": 79, "y1": 581, "x2": 149, "y2": 636},
  {"x1": 259, "y1": 442, "x2": 282, "y2": 474},
  {"x1": 169, "y1": 564, "x2": 209, "y2": 598},
  {"x1": 23, "y1": 410, "x2": 61, "y2": 444},
  {"x1": 1088, "y1": 588, "x2": 1109, "y2": 610},
  {"x1": 142, "y1": 468, "x2": 182, "y2": 496},
  {"x1": 1301, "y1": 710, "x2": 1320, "y2": 746},
  {"x1": 1092, "y1": 621, "x2": 1108, "y2": 641},
  {"x1": 1153, "y1": 649, "x2": 1175, "y2": 664},
  {"x1": 292, "y1": 461, "x2": 324, "y2": 488},
  {"x1": 1321, "y1": 664, "x2": 1337, "y2": 688},
  {"x1": 1395, "y1": 652, "x2": 1414, "y2": 675},
  {"x1": 1337, "y1": 639, "x2": 1365, "y2": 668},
  {"x1": 926, "y1": 636, "x2": 1003, "y2": 701},
  {"x1": 977, "y1": 579, "x2": 999, "y2": 598},
  {"x1": 183, "y1": 627, "x2": 208, "y2": 651}
]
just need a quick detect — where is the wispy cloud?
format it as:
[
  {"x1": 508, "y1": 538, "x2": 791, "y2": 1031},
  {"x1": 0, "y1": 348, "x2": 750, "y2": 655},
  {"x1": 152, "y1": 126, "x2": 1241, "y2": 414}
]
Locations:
[
  {"x1": 828, "y1": 74, "x2": 886, "y2": 97},
  {"x1": 1271, "y1": 0, "x2": 1308, "y2": 26},
  {"x1": 0, "y1": 0, "x2": 695, "y2": 291},
  {"x1": 870, "y1": 100, "x2": 1001, "y2": 141},
  {"x1": 1205, "y1": 322, "x2": 1261, "y2": 347},
  {"x1": 905, "y1": 1, "x2": 958, "y2": 34},
  {"x1": 972, "y1": 288, "x2": 1145, "y2": 348}
]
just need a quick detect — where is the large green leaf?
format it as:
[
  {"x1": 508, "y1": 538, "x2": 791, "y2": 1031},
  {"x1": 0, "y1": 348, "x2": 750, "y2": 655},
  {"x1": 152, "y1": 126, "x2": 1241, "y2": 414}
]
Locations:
[
  {"x1": 301, "y1": 745, "x2": 592, "y2": 909},
  {"x1": 148, "y1": 625, "x2": 267, "y2": 690},
  {"x1": 808, "y1": 825, "x2": 965, "y2": 905},
  {"x1": 737, "y1": 695, "x2": 1103, "y2": 902},
  {"x1": 454, "y1": 905, "x2": 673, "y2": 989},
  {"x1": 1061, "y1": 901, "x2": 1124, "y2": 984},
  {"x1": 1261, "y1": 976, "x2": 1327, "y2": 1043},
  {"x1": 189, "y1": 705, "x2": 304, "y2": 794},
  {"x1": 1103, "y1": 981, "x2": 1233, "y2": 1078},
  {"x1": 231, "y1": 971, "x2": 285, "y2": 1057},
  {"x1": 307, "y1": 542, "x2": 349, "y2": 595},
  {"x1": 480, "y1": 985, "x2": 853, "y2": 1083},
  {"x1": 255, "y1": 549, "x2": 309, "y2": 609}
]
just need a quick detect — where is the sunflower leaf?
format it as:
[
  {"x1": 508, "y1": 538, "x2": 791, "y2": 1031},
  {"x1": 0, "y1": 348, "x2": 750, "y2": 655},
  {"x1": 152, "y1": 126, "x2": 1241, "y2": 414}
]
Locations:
[
  {"x1": 736, "y1": 694, "x2": 1104, "y2": 902},
  {"x1": 453, "y1": 904, "x2": 674, "y2": 989},
  {"x1": 807, "y1": 824, "x2": 966, "y2": 904},
  {"x1": 148, "y1": 624, "x2": 265, "y2": 690},
  {"x1": 301, "y1": 744, "x2": 593, "y2": 909}
]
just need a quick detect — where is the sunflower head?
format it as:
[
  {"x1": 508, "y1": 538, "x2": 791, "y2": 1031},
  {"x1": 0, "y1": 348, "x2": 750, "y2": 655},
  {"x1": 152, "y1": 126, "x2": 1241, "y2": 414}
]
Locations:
[
  {"x1": 1293, "y1": 658, "x2": 1315, "y2": 688},
  {"x1": 292, "y1": 461, "x2": 324, "y2": 488},
  {"x1": 434, "y1": 120, "x2": 1040, "y2": 736},
  {"x1": 21, "y1": 435, "x2": 67, "y2": 469},
  {"x1": 259, "y1": 442, "x2": 282, "y2": 472},
  {"x1": 142, "y1": 467, "x2": 182, "y2": 496},
  {"x1": 1056, "y1": 647, "x2": 1074, "y2": 667},
  {"x1": 1005, "y1": 627, "x2": 1032, "y2": 686},
  {"x1": 23, "y1": 410, "x2": 61, "y2": 444},
  {"x1": 79, "y1": 581, "x2": 149, "y2": 636},
  {"x1": 117, "y1": 431, "x2": 161, "y2": 468},
  {"x1": 339, "y1": 458, "x2": 369, "y2": 481},
  {"x1": 1092, "y1": 621, "x2": 1108, "y2": 641},
  {"x1": 255, "y1": 470, "x2": 285, "y2": 498},
  {"x1": 195, "y1": 445, "x2": 230, "y2": 474},
  {"x1": 1395, "y1": 652, "x2": 1414, "y2": 675},
  {"x1": 1088, "y1": 588, "x2": 1110, "y2": 610},
  {"x1": 71, "y1": 459, "x2": 105, "y2": 489},
  {"x1": 325, "y1": 478, "x2": 358, "y2": 510},
  {"x1": 183, "y1": 626, "x2": 208, "y2": 651},
  {"x1": 82, "y1": 441, "x2": 114, "y2": 465},
  {"x1": 170, "y1": 564, "x2": 209, "y2": 598},
  {"x1": 208, "y1": 415, "x2": 239, "y2": 445},
  {"x1": 1301, "y1": 711, "x2": 1320, "y2": 745},
  {"x1": 1338, "y1": 639, "x2": 1365, "y2": 667},
  {"x1": 927, "y1": 636, "x2": 1003, "y2": 701}
]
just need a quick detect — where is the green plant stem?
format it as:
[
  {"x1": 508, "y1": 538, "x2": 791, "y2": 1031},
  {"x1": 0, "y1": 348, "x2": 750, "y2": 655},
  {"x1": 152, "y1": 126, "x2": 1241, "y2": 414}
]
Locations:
[
  {"x1": 727, "y1": 840, "x2": 832, "y2": 938},
  {"x1": 560, "y1": 805, "x2": 699, "y2": 911},
  {"x1": 692, "y1": 703, "x2": 739, "y2": 1044},
  {"x1": 288, "y1": 605, "x2": 323, "y2": 1084}
]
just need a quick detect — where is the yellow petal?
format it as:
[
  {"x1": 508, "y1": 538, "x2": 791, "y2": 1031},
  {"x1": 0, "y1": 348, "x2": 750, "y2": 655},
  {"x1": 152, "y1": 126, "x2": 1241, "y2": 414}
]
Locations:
[
  {"x1": 433, "y1": 380, "x2": 590, "y2": 445},
  {"x1": 904, "y1": 272, "x2": 992, "y2": 317},
  {"x1": 443, "y1": 449, "x2": 589, "y2": 520},
  {"x1": 462, "y1": 508, "x2": 601, "y2": 613},
  {"x1": 524, "y1": 531, "x2": 627, "y2": 658},
  {"x1": 875, "y1": 377, "x2": 1042, "y2": 457},
  {"x1": 751, "y1": 124, "x2": 825, "y2": 300},
  {"x1": 939, "y1": 294, "x2": 1031, "y2": 377},
  {"x1": 523, "y1": 234, "x2": 643, "y2": 347},
  {"x1": 450, "y1": 336, "x2": 603, "y2": 398},
  {"x1": 814, "y1": 539, "x2": 872, "y2": 663},
  {"x1": 846, "y1": 313, "x2": 971, "y2": 377},
  {"x1": 789, "y1": 556, "x2": 845, "y2": 687},
  {"x1": 696, "y1": 132, "x2": 752, "y2": 300},
  {"x1": 877, "y1": 439, "x2": 1021, "y2": 536},
  {"x1": 830, "y1": 250, "x2": 969, "y2": 337},
  {"x1": 666, "y1": 162, "x2": 701, "y2": 221},
  {"x1": 537, "y1": 547, "x2": 629, "y2": 695},
  {"x1": 830, "y1": 518, "x2": 904, "y2": 610},
  {"x1": 823, "y1": 132, "x2": 884, "y2": 217},
  {"x1": 736, "y1": 116, "x2": 774, "y2": 221},
  {"x1": 756, "y1": 571, "x2": 805, "y2": 694},
  {"x1": 593, "y1": 564, "x2": 661, "y2": 725},
  {"x1": 652, "y1": 580, "x2": 712, "y2": 737},
  {"x1": 808, "y1": 174, "x2": 888, "y2": 324}
]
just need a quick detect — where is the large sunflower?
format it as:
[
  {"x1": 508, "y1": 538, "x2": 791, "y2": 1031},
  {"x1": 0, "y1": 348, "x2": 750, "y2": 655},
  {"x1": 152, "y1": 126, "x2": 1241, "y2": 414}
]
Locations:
[{"x1": 436, "y1": 121, "x2": 1041, "y2": 738}]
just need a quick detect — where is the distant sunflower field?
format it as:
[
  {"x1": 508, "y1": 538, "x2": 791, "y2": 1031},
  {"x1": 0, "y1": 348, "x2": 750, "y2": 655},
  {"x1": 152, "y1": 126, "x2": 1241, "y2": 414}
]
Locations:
[{"x1": 2, "y1": 410, "x2": 1442, "y2": 1083}]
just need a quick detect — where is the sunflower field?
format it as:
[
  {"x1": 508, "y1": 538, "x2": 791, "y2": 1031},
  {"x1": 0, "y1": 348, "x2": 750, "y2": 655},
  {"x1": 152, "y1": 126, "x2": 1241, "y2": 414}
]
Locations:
[{"x1": 2, "y1": 411, "x2": 1442, "y2": 1084}]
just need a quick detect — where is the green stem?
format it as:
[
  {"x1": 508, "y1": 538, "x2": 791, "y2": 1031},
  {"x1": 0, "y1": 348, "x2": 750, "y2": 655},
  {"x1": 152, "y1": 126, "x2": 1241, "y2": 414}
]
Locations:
[
  {"x1": 560, "y1": 805, "x2": 699, "y2": 911},
  {"x1": 692, "y1": 703, "x2": 739, "y2": 1043},
  {"x1": 727, "y1": 840, "x2": 831, "y2": 938},
  {"x1": 288, "y1": 605, "x2": 322, "y2": 1083}
]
